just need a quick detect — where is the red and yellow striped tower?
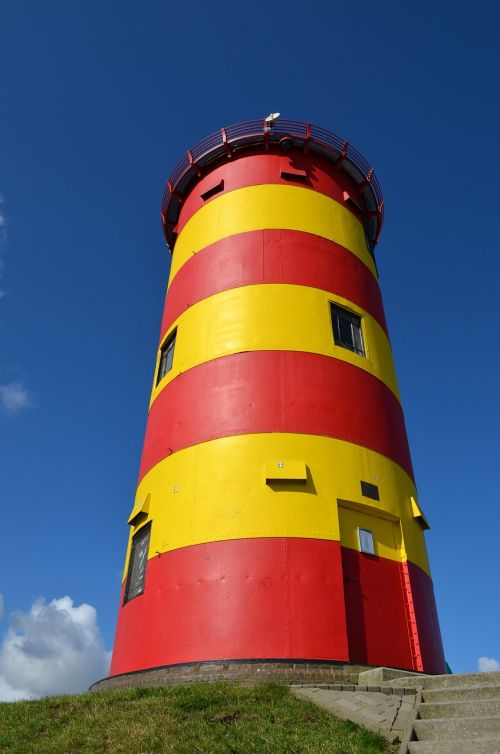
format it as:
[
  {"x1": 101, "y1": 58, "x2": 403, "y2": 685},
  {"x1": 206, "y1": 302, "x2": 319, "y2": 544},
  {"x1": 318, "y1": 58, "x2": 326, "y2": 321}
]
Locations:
[{"x1": 109, "y1": 118, "x2": 445, "y2": 682}]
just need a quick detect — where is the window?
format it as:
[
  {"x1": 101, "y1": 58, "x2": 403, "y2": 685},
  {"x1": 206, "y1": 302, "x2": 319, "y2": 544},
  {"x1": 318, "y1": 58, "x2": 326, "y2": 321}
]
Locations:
[
  {"x1": 331, "y1": 304, "x2": 365, "y2": 356},
  {"x1": 157, "y1": 330, "x2": 176, "y2": 385},
  {"x1": 124, "y1": 522, "x2": 151, "y2": 603},
  {"x1": 358, "y1": 527, "x2": 375, "y2": 555},
  {"x1": 361, "y1": 481, "x2": 380, "y2": 501}
]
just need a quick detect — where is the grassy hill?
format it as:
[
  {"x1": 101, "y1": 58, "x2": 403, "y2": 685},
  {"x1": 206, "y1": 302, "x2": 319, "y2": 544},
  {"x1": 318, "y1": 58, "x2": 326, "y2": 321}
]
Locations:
[{"x1": 0, "y1": 682, "x2": 395, "y2": 754}]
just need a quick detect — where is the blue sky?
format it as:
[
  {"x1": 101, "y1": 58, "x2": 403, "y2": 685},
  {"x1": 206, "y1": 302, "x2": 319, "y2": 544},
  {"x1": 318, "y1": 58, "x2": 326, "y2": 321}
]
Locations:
[{"x1": 0, "y1": 0, "x2": 499, "y2": 696}]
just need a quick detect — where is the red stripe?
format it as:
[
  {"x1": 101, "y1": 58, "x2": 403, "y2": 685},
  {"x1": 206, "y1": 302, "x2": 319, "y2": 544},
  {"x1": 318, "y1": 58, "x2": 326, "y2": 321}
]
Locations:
[
  {"x1": 140, "y1": 351, "x2": 413, "y2": 482},
  {"x1": 110, "y1": 538, "x2": 349, "y2": 675},
  {"x1": 176, "y1": 151, "x2": 367, "y2": 234},
  {"x1": 408, "y1": 561, "x2": 446, "y2": 674},
  {"x1": 341, "y1": 546, "x2": 414, "y2": 670},
  {"x1": 161, "y1": 230, "x2": 387, "y2": 341},
  {"x1": 109, "y1": 538, "x2": 444, "y2": 677},
  {"x1": 342, "y1": 551, "x2": 445, "y2": 673}
]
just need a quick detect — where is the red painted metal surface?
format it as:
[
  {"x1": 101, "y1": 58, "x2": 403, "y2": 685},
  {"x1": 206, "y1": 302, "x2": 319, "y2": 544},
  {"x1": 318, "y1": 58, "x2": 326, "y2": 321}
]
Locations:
[
  {"x1": 160, "y1": 119, "x2": 384, "y2": 250},
  {"x1": 110, "y1": 538, "x2": 349, "y2": 675},
  {"x1": 341, "y1": 547, "x2": 414, "y2": 670},
  {"x1": 110, "y1": 538, "x2": 444, "y2": 676},
  {"x1": 140, "y1": 351, "x2": 413, "y2": 483},
  {"x1": 342, "y1": 551, "x2": 445, "y2": 674},
  {"x1": 174, "y1": 151, "x2": 370, "y2": 235},
  {"x1": 408, "y1": 561, "x2": 446, "y2": 674},
  {"x1": 160, "y1": 230, "x2": 388, "y2": 341}
]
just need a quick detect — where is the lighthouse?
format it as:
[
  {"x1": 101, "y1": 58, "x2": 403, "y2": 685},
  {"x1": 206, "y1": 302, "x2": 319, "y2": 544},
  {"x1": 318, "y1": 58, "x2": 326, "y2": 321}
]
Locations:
[{"x1": 108, "y1": 118, "x2": 446, "y2": 683}]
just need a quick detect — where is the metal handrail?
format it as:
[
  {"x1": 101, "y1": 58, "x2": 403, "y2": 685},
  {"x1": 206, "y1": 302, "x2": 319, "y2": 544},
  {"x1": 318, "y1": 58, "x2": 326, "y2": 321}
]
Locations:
[{"x1": 161, "y1": 119, "x2": 384, "y2": 251}]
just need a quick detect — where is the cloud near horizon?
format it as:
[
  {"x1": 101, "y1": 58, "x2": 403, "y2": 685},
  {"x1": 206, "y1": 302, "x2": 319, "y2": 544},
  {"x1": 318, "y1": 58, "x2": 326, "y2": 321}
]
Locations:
[
  {"x1": 0, "y1": 382, "x2": 32, "y2": 414},
  {"x1": 478, "y1": 656, "x2": 500, "y2": 672},
  {"x1": 0, "y1": 596, "x2": 110, "y2": 701}
]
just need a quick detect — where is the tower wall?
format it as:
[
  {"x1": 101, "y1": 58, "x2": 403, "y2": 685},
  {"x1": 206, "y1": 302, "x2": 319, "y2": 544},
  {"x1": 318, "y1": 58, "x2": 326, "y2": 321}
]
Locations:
[{"x1": 109, "y1": 127, "x2": 445, "y2": 679}]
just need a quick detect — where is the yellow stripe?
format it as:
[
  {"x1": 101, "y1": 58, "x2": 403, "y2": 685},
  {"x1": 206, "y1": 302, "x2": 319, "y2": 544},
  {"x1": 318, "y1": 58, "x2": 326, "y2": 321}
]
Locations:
[
  {"x1": 151, "y1": 284, "x2": 399, "y2": 406},
  {"x1": 124, "y1": 433, "x2": 430, "y2": 578},
  {"x1": 338, "y1": 505, "x2": 402, "y2": 561},
  {"x1": 169, "y1": 184, "x2": 377, "y2": 284}
]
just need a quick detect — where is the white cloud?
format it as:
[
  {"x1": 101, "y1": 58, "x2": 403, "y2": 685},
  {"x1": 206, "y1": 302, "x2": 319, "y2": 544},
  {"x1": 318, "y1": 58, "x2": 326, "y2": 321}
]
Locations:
[
  {"x1": 478, "y1": 656, "x2": 500, "y2": 672},
  {"x1": 0, "y1": 382, "x2": 31, "y2": 414},
  {"x1": 0, "y1": 596, "x2": 110, "y2": 701}
]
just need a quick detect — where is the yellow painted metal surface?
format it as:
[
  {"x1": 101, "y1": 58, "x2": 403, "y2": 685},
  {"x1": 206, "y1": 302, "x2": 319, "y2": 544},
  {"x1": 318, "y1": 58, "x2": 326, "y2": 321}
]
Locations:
[
  {"x1": 150, "y1": 284, "x2": 399, "y2": 406},
  {"x1": 265, "y1": 460, "x2": 307, "y2": 481},
  {"x1": 169, "y1": 184, "x2": 377, "y2": 284},
  {"x1": 124, "y1": 433, "x2": 430, "y2": 578},
  {"x1": 127, "y1": 493, "x2": 150, "y2": 525},
  {"x1": 338, "y1": 505, "x2": 400, "y2": 561},
  {"x1": 411, "y1": 495, "x2": 430, "y2": 530}
]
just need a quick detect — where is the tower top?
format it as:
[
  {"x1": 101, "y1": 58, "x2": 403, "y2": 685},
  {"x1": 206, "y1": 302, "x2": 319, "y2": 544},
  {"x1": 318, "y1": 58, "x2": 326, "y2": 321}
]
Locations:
[{"x1": 160, "y1": 118, "x2": 384, "y2": 253}]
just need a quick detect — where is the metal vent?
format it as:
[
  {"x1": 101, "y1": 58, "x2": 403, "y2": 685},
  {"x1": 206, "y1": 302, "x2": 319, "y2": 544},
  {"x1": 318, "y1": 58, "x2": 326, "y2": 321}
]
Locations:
[
  {"x1": 201, "y1": 179, "x2": 224, "y2": 201},
  {"x1": 360, "y1": 481, "x2": 380, "y2": 500}
]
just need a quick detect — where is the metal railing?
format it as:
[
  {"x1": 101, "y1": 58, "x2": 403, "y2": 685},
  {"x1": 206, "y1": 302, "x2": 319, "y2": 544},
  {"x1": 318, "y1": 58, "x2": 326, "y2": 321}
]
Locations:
[{"x1": 161, "y1": 119, "x2": 384, "y2": 251}]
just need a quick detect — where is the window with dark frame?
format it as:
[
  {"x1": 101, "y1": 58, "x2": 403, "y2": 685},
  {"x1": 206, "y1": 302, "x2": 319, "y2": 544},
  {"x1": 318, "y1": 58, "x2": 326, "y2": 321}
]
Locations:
[
  {"x1": 157, "y1": 329, "x2": 176, "y2": 385},
  {"x1": 331, "y1": 304, "x2": 365, "y2": 356},
  {"x1": 124, "y1": 522, "x2": 152, "y2": 603}
]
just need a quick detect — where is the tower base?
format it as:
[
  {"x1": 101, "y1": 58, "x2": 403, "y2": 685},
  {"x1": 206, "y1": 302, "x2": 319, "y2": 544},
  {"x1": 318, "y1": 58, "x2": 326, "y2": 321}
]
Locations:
[{"x1": 90, "y1": 659, "x2": 425, "y2": 693}]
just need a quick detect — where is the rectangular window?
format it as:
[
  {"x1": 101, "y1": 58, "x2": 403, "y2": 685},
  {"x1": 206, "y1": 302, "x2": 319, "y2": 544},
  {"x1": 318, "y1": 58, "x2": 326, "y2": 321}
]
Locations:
[
  {"x1": 157, "y1": 329, "x2": 176, "y2": 385},
  {"x1": 331, "y1": 304, "x2": 365, "y2": 356},
  {"x1": 124, "y1": 522, "x2": 151, "y2": 603},
  {"x1": 361, "y1": 481, "x2": 380, "y2": 500},
  {"x1": 358, "y1": 527, "x2": 375, "y2": 555}
]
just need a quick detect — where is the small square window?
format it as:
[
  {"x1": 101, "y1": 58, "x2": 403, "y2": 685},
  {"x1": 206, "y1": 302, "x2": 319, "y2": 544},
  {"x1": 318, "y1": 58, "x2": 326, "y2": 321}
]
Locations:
[
  {"x1": 124, "y1": 522, "x2": 151, "y2": 603},
  {"x1": 157, "y1": 330, "x2": 176, "y2": 385},
  {"x1": 358, "y1": 527, "x2": 375, "y2": 555},
  {"x1": 331, "y1": 304, "x2": 365, "y2": 356}
]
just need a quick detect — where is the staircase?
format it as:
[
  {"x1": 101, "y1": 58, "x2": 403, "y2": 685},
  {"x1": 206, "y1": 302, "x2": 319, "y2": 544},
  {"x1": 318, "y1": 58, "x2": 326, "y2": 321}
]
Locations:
[{"x1": 390, "y1": 671, "x2": 500, "y2": 753}]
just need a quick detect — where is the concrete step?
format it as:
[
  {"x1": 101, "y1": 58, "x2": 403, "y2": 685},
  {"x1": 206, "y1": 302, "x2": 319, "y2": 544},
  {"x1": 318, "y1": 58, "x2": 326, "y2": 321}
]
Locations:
[
  {"x1": 408, "y1": 740, "x2": 500, "y2": 753},
  {"x1": 413, "y1": 715, "x2": 500, "y2": 740},
  {"x1": 388, "y1": 670, "x2": 500, "y2": 689},
  {"x1": 422, "y1": 683, "x2": 500, "y2": 703},
  {"x1": 418, "y1": 698, "x2": 500, "y2": 719}
]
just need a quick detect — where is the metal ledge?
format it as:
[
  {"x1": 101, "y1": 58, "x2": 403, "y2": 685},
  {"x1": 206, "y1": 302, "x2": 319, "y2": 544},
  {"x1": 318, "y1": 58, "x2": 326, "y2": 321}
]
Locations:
[{"x1": 161, "y1": 119, "x2": 384, "y2": 253}]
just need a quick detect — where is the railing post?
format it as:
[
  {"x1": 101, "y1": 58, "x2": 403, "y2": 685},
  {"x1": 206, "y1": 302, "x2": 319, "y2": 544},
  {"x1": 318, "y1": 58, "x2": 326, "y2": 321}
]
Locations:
[
  {"x1": 188, "y1": 149, "x2": 202, "y2": 177},
  {"x1": 303, "y1": 123, "x2": 312, "y2": 154},
  {"x1": 221, "y1": 128, "x2": 233, "y2": 158}
]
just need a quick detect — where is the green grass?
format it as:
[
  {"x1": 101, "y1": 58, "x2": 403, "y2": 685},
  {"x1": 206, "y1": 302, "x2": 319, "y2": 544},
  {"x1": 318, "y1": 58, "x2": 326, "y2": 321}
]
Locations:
[{"x1": 0, "y1": 683, "x2": 394, "y2": 754}]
